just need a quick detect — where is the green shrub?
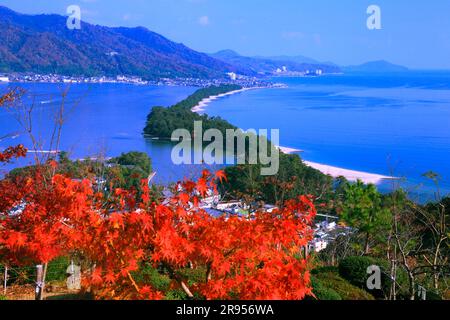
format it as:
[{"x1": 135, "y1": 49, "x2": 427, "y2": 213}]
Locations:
[
  {"x1": 423, "y1": 290, "x2": 443, "y2": 301},
  {"x1": 5, "y1": 265, "x2": 35, "y2": 285},
  {"x1": 46, "y1": 292, "x2": 94, "y2": 300},
  {"x1": 340, "y1": 256, "x2": 396, "y2": 298},
  {"x1": 165, "y1": 290, "x2": 189, "y2": 300},
  {"x1": 1, "y1": 257, "x2": 71, "y2": 285},
  {"x1": 46, "y1": 256, "x2": 71, "y2": 282},
  {"x1": 131, "y1": 263, "x2": 172, "y2": 292},
  {"x1": 338, "y1": 256, "x2": 378, "y2": 288},
  {"x1": 0, "y1": 295, "x2": 7, "y2": 300},
  {"x1": 309, "y1": 276, "x2": 342, "y2": 300},
  {"x1": 131, "y1": 264, "x2": 211, "y2": 300},
  {"x1": 338, "y1": 256, "x2": 413, "y2": 299},
  {"x1": 311, "y1": 266, "x2": 339, "y2": 275},
  {"x1": 314, "y1": 271, "x2": 375, "y2": 300}
]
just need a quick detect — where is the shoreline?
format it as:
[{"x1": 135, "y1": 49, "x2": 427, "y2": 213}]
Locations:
[
  {"x1": 304, "y1": 161, "x2": 395, "y2": 185},
  {"x1": 190, "y1": 88, "x2": 395, "y2": 185},
  {"x1": 278, "y1": 147, "x2": 395, "y2": 184},
  {"x1": 191, "y1": 87, "x2": 261, "y2": 113}
]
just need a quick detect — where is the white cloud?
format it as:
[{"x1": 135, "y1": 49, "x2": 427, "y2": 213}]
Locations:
[{"x1": 198, "y1": 15, "x2": 210, "y2": 26}]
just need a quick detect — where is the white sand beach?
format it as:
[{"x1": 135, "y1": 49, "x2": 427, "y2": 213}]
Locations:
[
  {"x1": 191, "y1": 89, "x2": 394, "y2": 185},
  {"x1": 191, "y1": 87, "x2": 259, "y2": 113},
  {"x1": 303, "y1": 161, "x2": 394, "y2": 185},
  {"x1": 278, "y1": 146, "x2": 394, "y2": 184},
  {"x1": 276, "y1": 146, "x2": 304, "y2": 154}
]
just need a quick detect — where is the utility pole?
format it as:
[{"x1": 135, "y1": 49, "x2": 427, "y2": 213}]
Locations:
[
  {"x1": 3, "y1": 266, "x2": 7, "y2": 295},
  {"x1": 35, "y1": 264, "x2": 45, "y2": 300}
]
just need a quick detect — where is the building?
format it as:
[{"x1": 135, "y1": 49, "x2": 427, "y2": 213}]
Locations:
[
  {"x1": 308, "y1": 220, "x2": 353, "y2": 253},
  {"x1": 216, "y1": 201, "x2": 242, "y2": 211},
  {"x1": 227, "y1": 72, "x2": 237, "y2": 81},
  {"x1": 0, "y1": 75, "x2": 10, "y2": 82},
  {"x1": 262, "y1": 204, "x2": 278, "y2": 213},
  {"x1": 311, "y1": 240, "x2": 328, "y2": 253}
]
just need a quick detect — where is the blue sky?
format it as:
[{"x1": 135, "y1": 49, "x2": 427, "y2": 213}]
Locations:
[{"x1": 1, "y1": 0, "x2": 450, "y2": 69}]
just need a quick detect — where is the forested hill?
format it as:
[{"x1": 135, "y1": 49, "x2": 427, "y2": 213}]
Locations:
[
  {"x1": 210, "y1": 50, "x2": 341, "y2": 75},
  {"x1": 143, "y1": 85, "x2": 241, "y2": 139},
  {"x1": 0, "y1": 6, "x2": 250, "y2": 79}
]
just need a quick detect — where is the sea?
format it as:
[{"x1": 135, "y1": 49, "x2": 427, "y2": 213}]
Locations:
[{"x1": 1, "y1": 71, "x2": 449, "y2": 202}]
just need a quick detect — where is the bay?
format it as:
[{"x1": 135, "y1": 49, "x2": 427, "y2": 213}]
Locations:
[{"x1": 1, "y1": 72, "x2": 449, "y2": 201}]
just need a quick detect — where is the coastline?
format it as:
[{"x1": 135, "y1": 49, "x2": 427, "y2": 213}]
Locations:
[
  {"x1": 277, "y1": 147, "x2": 394, "y2": 184},
  {"x1": 303, "y1": 161, "x2": 395, "y2": 185},
  {"x1": 191, "y1": 87, "x2": 261, "y2": 113},
  {"x1": 190, "y1": 87, "x2": 396, "y2": 185}
]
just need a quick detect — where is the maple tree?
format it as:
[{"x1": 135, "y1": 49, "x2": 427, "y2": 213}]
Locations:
[
  {"x1": 0, "y1": 145, "x2": 28, "y2": 164},
  {"x1": 0, "y1": 163, "x2": 316, "y2": 299},
  {"x1": 0, "y1": 89, "x2": 317, "y2": 300}
]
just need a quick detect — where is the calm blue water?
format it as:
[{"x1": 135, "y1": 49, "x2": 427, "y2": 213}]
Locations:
[
  {"x1": 205, "y1": 72, "x2": 450, "y2": 201},
  {"x1": 0, "y1": 83, "x2": 202, "y2": 183},
  {"x1": 1, "y1": 72, "x2": 449, "y2": 201}
]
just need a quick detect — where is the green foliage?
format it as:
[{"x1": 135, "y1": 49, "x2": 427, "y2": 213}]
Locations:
[
  {"x1": 312, "y1": 269, "x2": 375, "y2": 300},
  {"x1": 107, "y1": 152, "x2": 153, "y2": 191},
  {"x1": 223, "y1": 152, "x2": 333, "y2": 205},
  {"x1": 338, "y1": 256, "x2": 380, "y2": 288},
  {"x1": 338, "y1": 256, "x2": 410, "y2": 299},
  {"x1": 144, "y1": 85, "x2": 333, "y2": 207},
  {"x1": 309, "y1": 276, "x2": 342, "y2": 300},
  {"x1": 131, "y1": 263, "x2": 207, "y2": 300},
  {"x1": 0, "y1": 256, "x2": 70, "y2": 285},
  {"x1": 424, "y1": 290, "x2": 443, "y2": 301},
  {"x1": 0, "y1": 8, "x2": 248, "y2": 79},
  {"x1": 0, "y1": 295, "x2": 7, "y2": 300},
  {"x1": 172, "y1": 85, "x2": 242, "y2": 111},
  {"x1": 311, "y1": 266, "x2": 340, "y2": 275},
  {"x1": 46, "y1": 256, "x2": 71, "y2": 282},
  {"x1": 144, "y1": 85, "x2": 241, "y2": 139},
  {"x1": 111, "y1": 151, "x2": 152, "y2": 174},
  {"x1": 164, "y1": 290, "x2": 189, "y2": 300},
  {"x1": 46, "y1": 293, "x2": 94, "y2": 300},
  {"x1": 340, "y1": 181, "x2": 391, "y2": 234},
  {"x1": 8, "y1": 151, "x2": 154, "y2": 197},
  {"x1": 132, "y1": 263, "x2": 172, "y2": 292},
  {"x1": 339, "y1": 181, "x2": 391, "y2": 252}
]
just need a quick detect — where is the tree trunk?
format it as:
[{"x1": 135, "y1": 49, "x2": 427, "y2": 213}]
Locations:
[
  {"x1": 389, "y1": 250, "x2": 398, "y2": 300},
  {"x1": 408, "y1": 272, "x2": 415, "y2": 301},
  {"x1": 35, "y1": 265, "x2": 43, "y2": 300},
  {"x1": 3, "y1": 266, "x2": 7, "y2": 295},
  {"x1": 364, "y1": 232, "x2": 370, "y2": 255},
  {"x1": 432, "y1": 239, "x2": 443, "y2": 290}
]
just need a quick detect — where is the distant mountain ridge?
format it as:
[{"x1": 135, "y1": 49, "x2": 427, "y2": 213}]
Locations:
[
  {"x1": 209, "y1": 50, "x2": 341, "y2": 75},
  {"x1": 0, "y1": 6, "x2": 250, "y2": 79},
  {"x1": 343, "y1": 60, "x2": 409, "y2": 73},
  {"x1": 259, "y1": 55, "x2": 319, "y2": 65},
  {"x1": 0, "y1": 6, "x2": 410, "y2": 80}
]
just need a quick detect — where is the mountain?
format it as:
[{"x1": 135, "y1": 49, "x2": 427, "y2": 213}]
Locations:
[
  {"x1": 343, "y1": 60, "x2": 409, "y2": 73},
  {"x1": 210, "y1": 50, "x2": 341, "y2": 75},
  {"x1": 260, "y1": 55, "x2": 319, "y2": 65},
  {"x1": 0, "y1": 6, "x2": 250, "y2": 79},
  {"x1": 210, "y1": 50, "x2": 271, "y2": 74}
]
